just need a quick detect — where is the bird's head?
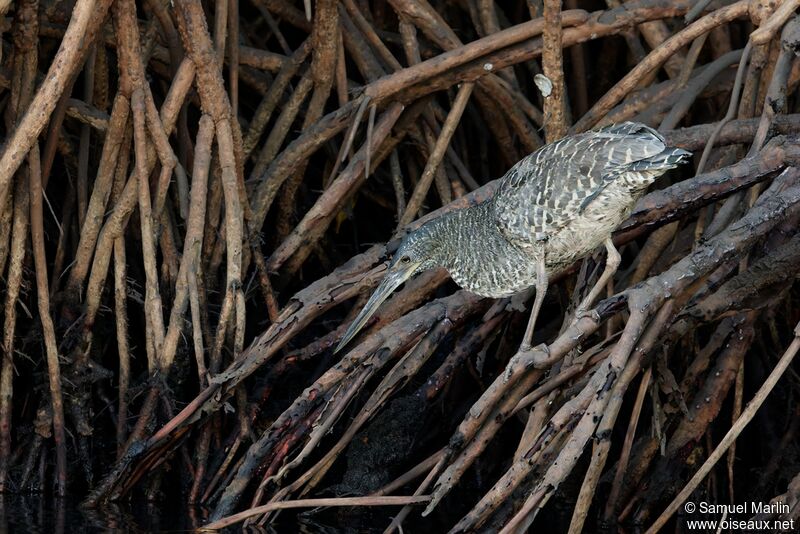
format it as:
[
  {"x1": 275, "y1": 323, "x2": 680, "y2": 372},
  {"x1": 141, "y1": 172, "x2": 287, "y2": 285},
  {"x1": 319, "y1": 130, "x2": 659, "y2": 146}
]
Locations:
[{"x1": 334, "y1": 222, "x2": 444, "y2": 353}]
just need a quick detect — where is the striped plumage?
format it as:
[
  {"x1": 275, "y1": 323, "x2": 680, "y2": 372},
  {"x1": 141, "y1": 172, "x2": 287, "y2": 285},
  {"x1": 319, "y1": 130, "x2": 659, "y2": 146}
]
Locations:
[
  {"x1": 494, "y1": 122, "x2": 685, "y2": 248},
  {"x1": 486, "y1": 122, "x2": 691, "y2": 291},
  {"x1": 335, "y1": 122, "x2": 691, "y2": 352}
]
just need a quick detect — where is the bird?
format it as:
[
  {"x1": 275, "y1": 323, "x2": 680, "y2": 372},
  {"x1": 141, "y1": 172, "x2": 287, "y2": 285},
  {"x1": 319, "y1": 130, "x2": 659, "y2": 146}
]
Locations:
[{"x1": 335, "y1": 122, "x2": 691, "y2": 354}]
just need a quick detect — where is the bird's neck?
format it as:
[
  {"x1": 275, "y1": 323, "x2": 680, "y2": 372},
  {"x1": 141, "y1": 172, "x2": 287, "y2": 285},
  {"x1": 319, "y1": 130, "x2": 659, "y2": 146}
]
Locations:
[
  {"x1": 425, "y1": 202, "x2": 536, "y2": 297},
  {"x1": 424, "y1": 202, "x2": 490, "y2": 261}
]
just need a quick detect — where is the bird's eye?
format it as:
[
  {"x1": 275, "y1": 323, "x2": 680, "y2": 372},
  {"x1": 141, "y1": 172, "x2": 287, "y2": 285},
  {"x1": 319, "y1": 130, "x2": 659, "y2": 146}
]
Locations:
[{"x1": 400, "y1": 255, "x2": 411, "y2": 264}]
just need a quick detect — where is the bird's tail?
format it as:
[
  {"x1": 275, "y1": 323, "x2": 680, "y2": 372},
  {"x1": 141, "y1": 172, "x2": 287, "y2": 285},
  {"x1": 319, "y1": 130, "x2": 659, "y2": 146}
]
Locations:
[
  {"x1": 629, "y1": 147, "x2": 692, "y2": 172},
  {"x1": 600, "y1": 122, "x2": 693, "y2": 168}
]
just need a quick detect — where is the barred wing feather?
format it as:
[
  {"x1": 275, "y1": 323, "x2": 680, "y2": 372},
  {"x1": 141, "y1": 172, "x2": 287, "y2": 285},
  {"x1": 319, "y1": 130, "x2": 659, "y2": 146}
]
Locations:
[{"x1": 490, "y1": 123, "x2": 667, "y2": 248}]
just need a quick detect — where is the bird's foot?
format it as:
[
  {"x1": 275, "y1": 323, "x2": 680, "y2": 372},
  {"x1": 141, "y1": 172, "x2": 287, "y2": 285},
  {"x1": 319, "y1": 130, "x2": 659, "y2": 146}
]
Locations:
[
  {"x1": 529, "y1": 343, "x2": 552, "y2": 368},
  {"x1": 574, "y1": 307, "x2": 601, "y2": 323},
  {"x1": 517, "y1": 342, "x2": 549, "y2": 356},
  {"x1": 504, "y1": 343, "x2": 551, "y2": 382}
]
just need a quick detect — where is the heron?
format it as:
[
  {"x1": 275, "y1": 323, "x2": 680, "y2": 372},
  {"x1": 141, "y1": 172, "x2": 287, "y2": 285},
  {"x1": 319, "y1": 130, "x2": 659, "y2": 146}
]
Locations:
[{"x1": 335, "y1": 122, "x2": 690, "y2": 354}]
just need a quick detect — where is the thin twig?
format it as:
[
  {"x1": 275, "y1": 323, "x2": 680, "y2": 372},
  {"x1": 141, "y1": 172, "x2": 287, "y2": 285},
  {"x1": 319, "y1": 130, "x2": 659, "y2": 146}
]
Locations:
[
  {"x1": 399, "y1": 82, "x2": 474, "y2": 227},
  {"x1": 203, "y1": 495, "x2": 431, "y2": 530}
]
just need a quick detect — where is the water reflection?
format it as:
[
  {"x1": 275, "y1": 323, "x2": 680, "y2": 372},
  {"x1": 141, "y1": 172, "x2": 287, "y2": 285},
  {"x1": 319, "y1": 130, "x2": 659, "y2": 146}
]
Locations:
[
  {"x1": 0, "y1": 495, "x2": 390, "y2": 532},
  {"x1": 0, "y1": 495, "x2": 198, "y2": 533}
]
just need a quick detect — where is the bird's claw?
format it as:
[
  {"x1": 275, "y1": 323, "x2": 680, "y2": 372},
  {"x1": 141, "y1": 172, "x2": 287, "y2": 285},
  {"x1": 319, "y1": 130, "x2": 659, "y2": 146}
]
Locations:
[
  {"x1": 574, "y1": 308, "x2": 600, "y2": 323},
  {"x1": 530, "y1": 343, "x2": 551, "y2": 368},
  {"x1": 504, "y1": 343, "x2": 551, "y2": 382},
  {"x1": 533, "y1": 343, "x2": 550, "y2": 360}
]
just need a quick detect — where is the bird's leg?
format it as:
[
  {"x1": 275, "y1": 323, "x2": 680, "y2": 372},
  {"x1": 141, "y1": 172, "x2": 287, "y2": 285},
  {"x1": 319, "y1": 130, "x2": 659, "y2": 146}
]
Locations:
[
  {"x1": 575, "y1": 238, "x2": 621, "y2": 318},
  {"x1": 519, "y1": 255, "x2": 548, "y2": 352}
]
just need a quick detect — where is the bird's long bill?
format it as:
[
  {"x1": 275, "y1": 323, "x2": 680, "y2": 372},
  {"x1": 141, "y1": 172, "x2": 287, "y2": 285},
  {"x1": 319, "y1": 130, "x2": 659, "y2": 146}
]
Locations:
[{"x1": 334, "y1": 265, "x2": 414, "y2": 353}]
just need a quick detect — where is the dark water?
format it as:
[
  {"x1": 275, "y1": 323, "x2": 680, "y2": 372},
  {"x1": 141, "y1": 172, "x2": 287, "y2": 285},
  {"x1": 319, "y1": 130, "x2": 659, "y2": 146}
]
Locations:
[
  {"x1": 0, "y1": 496, "x2": 203, "y2": 533},
  {"x1": 0, "y1": 496, "x2": 391, "y2": 532}
]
